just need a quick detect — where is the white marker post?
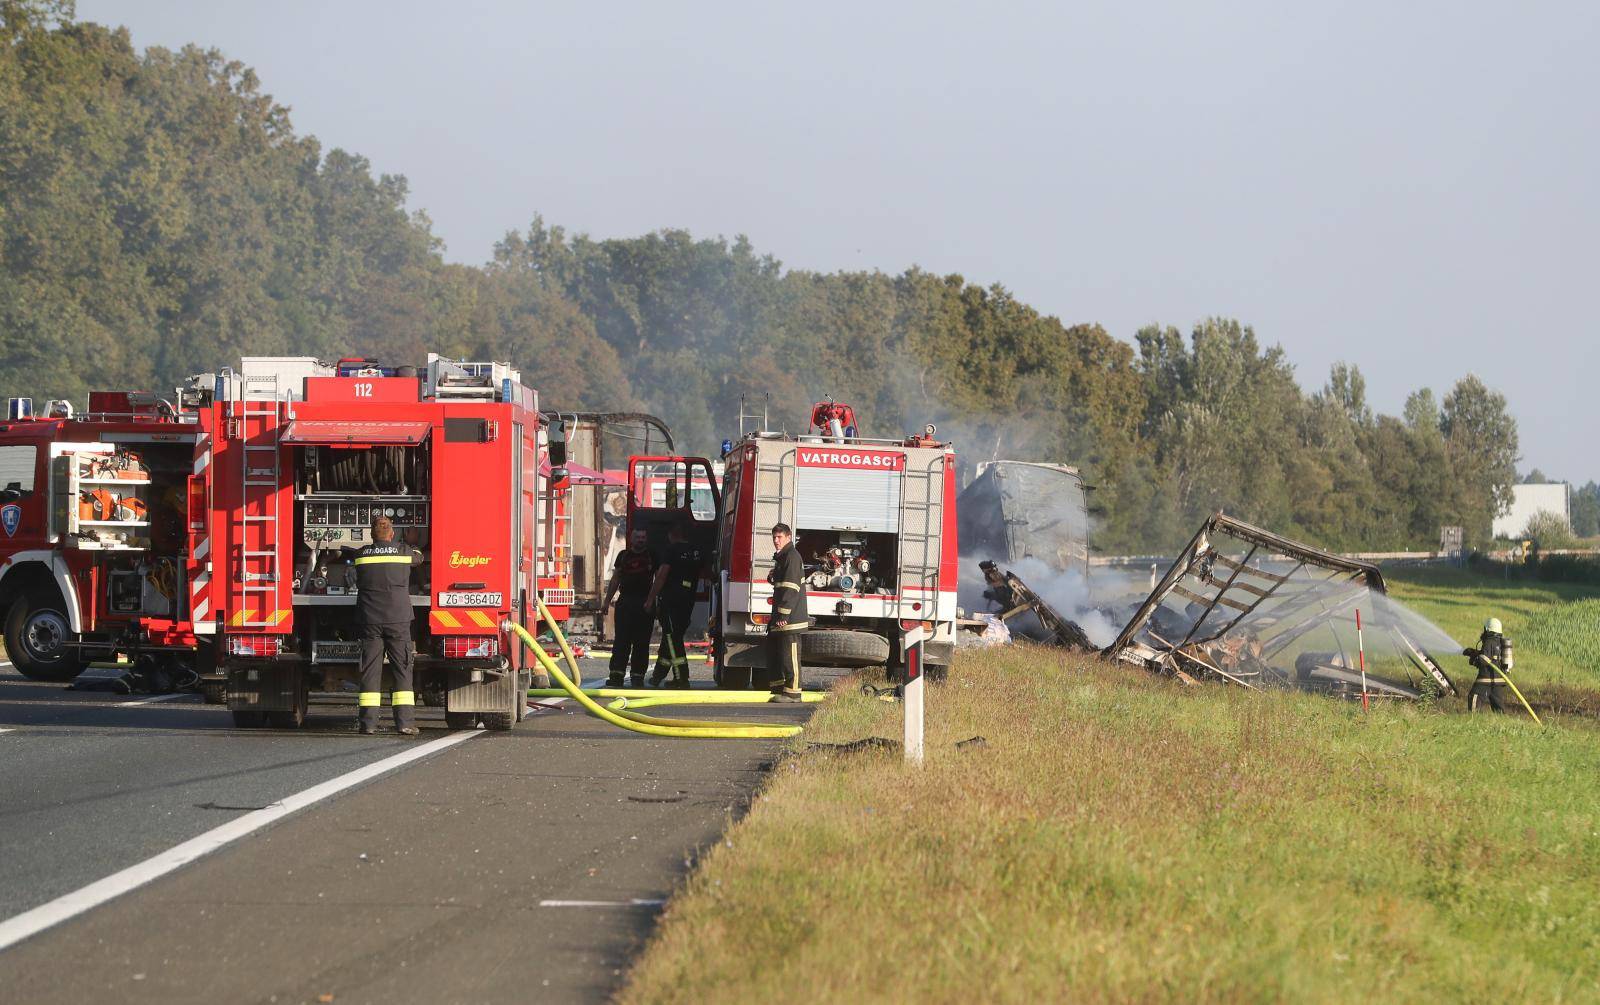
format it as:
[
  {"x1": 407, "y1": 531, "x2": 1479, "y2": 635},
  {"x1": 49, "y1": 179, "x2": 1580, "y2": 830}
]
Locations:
[
  {"x1": 902, "y1": 621, "x2": 925, "y2": 765},
  {"x1": 1355, "y1": 608, "x2": 1369, "y2": 711}
]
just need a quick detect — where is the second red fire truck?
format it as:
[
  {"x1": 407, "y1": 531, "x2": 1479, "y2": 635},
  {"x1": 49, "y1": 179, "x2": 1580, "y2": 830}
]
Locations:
[{"x1": 0, "y1": 355, "x2": 574, "y2": 731}]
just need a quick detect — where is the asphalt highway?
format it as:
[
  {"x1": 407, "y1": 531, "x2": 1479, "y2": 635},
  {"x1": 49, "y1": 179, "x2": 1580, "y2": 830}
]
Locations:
[{"x1": 0, "y1": 661, "x2": 811, "y2": 1003}]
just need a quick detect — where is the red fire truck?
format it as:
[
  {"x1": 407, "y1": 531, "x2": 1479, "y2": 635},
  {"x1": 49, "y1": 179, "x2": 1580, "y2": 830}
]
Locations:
[
  {"x1": 199, "y1": 355, "x2": 569, "y2": 729},
  {"x1": 628, "y1": 401, "x2": 958, "y2": 687},
  {"x1": 0, "y1": 356, "x2": 574, "y2": 730},
  {"x1": 0, "y1": 393, "x2": 210, "y2": 682}
]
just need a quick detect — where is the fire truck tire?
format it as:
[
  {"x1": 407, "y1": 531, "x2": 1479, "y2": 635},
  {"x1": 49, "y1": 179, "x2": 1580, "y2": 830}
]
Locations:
[
  {"x1": 5, "y1": 595, "x2": 82, "y2": 682},
  {"x1": 718, "y1": 667, "x2": 752, "y2": 690},
  {"x1": 479, "y1": 710, "x2": 515, "y2": 731},
  {"x1": 231, "y1": 710, "x2": 269, "y2": 728},
  {"x1": 200, "y1": 681, "x2": 226, "y2": 705},
  {"x1": 802, "y1": 629, "x2": 891, "y2": 668},
  {"x1": 268, "y1": 682, "x2": 308, "y2": 729},
  {"x1": 444, "y1": 711, "x2": 479, "y2": 730}
]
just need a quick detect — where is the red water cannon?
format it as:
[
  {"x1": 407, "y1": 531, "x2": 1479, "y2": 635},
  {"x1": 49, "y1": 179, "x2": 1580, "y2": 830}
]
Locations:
[{"x1": 809, "y1": 399, "x2": 858, "y2": 440}]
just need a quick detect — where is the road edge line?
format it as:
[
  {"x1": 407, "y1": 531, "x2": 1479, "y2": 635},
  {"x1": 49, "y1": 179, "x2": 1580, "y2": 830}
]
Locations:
[{"x1": 0, "y1": 728, "x2": 484, "y2": 953}]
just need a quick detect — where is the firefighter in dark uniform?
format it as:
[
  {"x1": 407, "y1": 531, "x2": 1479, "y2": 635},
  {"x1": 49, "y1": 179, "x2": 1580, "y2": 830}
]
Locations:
[
  {"x1": 766, "y1": 522, "x2": 808, "y2": 701},
  {"x1": 353, "y1": 516, "x2": 423, "y2": 735},
  {"x1": 1464, "y1": 617, "x2": 1515, "y2": 713},
  {"x1": 602, "y1": 527, "x2": 658, "y2": 688},
  {"x1": 648, "y1": 520, "x2": 703, "y2": 689}
]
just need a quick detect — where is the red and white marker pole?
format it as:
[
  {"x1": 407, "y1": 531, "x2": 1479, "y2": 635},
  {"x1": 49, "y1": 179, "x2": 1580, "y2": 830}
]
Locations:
[
  {"x1": 1356, "y1": 608, "x2": 1369, "y2": 711},
  {"x1": 901, "y1": 620, "x2": 925, "y2": 765}
]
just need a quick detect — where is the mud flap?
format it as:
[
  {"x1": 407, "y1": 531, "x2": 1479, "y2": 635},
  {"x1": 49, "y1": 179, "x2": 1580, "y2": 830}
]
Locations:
[
  {"x1": 446, "y1": 668, "x2": 516, "y2": 714},
  {"x1": 227, "y1": 663, "x2": 300, "y2": 712}
]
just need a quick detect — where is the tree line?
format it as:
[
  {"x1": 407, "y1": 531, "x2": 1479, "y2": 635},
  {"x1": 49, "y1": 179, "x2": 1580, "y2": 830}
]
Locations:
[{"x1": 0, "y1": 3, "x2": 1542, "y2": 552}]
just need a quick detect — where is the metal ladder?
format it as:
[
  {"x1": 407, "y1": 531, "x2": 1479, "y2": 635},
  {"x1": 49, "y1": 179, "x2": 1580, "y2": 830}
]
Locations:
[
  {"x1": 738, "y1": 392, "x2": 771, "y2": 437},
  {"x1": 233, "y1": 374, "x2": 285, "y2": 628},
  {"x1": 895, "y1": 454, "x2": 942, "y2": 619},
  {"x1": 750, "y1": 448, "x2": 790, "y2": 582}
]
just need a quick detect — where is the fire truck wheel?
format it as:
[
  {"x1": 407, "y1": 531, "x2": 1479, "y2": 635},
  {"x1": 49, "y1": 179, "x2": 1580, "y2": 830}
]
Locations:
[
  {"x1": 5, "y1": 596, "x2": 83, "y2": 682},
  {"x1": 444, "y1": 711, "x2": 479, "y2": 730},
  {"x1": 268, "y1": 706, "x2": 305, "y2": 729},
  {"x1": 718, "y1": 667, "x2": 752, "y2": 690},
  {"x1": 231, "y1": 710, "x2": 269, "y2": 728},
  {"x1": 802, "y1": 629, "x2": 892, "y2": 668},
  {"x1": 479, "y1": 709, "x2": 515, "y2": 732},
  {"x1": 200, "y1": 681, "x2": 226, "y2": 705}
]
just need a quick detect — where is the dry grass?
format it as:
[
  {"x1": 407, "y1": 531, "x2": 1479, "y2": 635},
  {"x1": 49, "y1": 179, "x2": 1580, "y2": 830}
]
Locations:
[{"x1": 622, "y1": 646, "x2": 1600, "y2": 1003}]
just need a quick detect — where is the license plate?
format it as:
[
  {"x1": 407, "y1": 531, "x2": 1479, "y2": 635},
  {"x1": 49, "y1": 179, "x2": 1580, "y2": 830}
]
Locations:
[{"x1": 439, "y1": 591, "x2": 503, "y2": 608}]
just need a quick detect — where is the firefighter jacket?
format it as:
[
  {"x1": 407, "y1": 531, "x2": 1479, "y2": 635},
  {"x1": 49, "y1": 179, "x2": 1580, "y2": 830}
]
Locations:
[
  {"x1": 1465, "y1": 636, "x2": 1510, "y2": 675},
  {"x1": 1464, "y1": 632, "x2": 1513, "y2": 678},
  {"x1": 353, "y1": 541, "x2": 423, "y2": 625},
  {"x1": 661, "y1": 539, "x2": 705, "y2": 599},
  {"x1": 768, "y1": 543, "x2": 809, "y2": 632}
]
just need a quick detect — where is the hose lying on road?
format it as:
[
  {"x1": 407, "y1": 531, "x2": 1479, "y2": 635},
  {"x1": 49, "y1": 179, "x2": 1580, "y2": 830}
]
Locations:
[{"x1": 512, "y1": 599, "x2": 813, "y2": 739}]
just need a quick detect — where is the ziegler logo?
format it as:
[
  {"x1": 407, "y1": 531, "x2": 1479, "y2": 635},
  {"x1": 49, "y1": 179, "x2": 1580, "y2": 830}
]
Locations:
[
  {"x1": 797, "y1": 449, "x2": 905, "y2": 470},
  {"x1": 448, "y1": 551, "x2": 491, "y2": 568}
]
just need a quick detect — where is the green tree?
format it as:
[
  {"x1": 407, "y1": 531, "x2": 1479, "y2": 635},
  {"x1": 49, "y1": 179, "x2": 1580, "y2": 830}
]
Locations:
[{"x1": 1440, "y1": 375, "x2": 1520, "y2": 545}]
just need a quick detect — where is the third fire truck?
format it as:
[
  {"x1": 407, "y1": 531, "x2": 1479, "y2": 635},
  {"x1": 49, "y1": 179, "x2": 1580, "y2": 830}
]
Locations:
[{"x1": 628, "y1": 400, "x2": 959, "y2": 686}]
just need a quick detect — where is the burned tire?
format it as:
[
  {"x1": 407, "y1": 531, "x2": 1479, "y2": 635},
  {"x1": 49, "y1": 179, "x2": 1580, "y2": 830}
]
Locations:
[
  {"x1": 5, "y1": 594, "x2": 82, "y2": 682},
  {"x1": 444, "y1": 711, "x2": 479, "y2": 730},
  {"x1": 199, "y1": 681, "x2": 226, "y2": 705},
  {"x1": 802, "y1": 630, "x2": 891, "y2": 668}
]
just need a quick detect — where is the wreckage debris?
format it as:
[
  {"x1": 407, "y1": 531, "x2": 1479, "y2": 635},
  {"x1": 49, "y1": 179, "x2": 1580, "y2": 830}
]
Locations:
[
  {"x1": 1102, "y1": 513, "x2": 1458, "y2": 700},
  {"x1": 977, "y1": 559, "x2": 1095, "y2": 652}
]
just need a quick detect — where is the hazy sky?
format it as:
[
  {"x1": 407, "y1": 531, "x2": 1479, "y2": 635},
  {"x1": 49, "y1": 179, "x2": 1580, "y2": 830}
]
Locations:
[{"x1": 81, "y1": 1, "x2": 1598, "y2": 480}]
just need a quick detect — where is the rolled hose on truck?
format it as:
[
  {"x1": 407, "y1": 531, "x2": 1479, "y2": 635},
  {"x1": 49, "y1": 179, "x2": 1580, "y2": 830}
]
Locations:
[{"x1": 512, "y1": 597, "x2": 823, "y2": 739}]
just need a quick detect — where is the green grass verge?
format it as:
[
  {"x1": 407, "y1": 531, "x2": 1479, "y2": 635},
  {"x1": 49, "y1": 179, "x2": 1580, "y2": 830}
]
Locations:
[{"x1": 622, "y1": 648, "x2": 1600, "y2": 1003}]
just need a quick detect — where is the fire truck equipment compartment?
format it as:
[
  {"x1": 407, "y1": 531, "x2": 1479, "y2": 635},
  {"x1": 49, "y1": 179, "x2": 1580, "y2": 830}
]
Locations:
[{"x1": 281, "y1": 420, "x2": 431, "y2": 445}]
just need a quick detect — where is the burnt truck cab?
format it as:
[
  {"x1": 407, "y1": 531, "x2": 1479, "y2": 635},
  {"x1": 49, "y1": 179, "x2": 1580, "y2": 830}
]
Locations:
[
  {"x1": 631, "y1": 403, "x2": 958, "y2": 688},
  {"x1": 208, "y1": 355, "x2": 565, "y2": 729},
  {"x1": 0, "y1": 394, "x2": 209, "y2": 683}
]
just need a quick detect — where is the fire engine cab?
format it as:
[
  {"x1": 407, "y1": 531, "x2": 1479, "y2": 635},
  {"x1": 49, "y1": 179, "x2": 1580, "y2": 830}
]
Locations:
[
  {"x1": 0, "y1": 393, "x2": 207, "y2": 682},
  {"x1": 195, "y1": 355, "x2": 568, "y2": 730},
  {"x1": 629, "y1": 400, "x2": 958, "y2": 686}
]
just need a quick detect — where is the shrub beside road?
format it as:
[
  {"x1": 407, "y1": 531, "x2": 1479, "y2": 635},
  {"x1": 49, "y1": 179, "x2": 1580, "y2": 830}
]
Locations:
[{"x1": 624, "y1": 640, "x2": 1600, "y2": 1002}]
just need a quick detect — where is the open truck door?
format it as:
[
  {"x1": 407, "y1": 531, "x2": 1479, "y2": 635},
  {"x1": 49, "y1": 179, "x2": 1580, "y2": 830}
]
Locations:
[
  {"x1": 626, "y1": 455, "x2": 721, "y2": 667},
  {"x1": 625, "y1": 455, "x2": 720, "y2": 552}
]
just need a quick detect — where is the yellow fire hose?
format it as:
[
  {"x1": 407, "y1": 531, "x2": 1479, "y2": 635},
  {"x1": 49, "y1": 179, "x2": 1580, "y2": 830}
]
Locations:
[{"x1": 513, "y1": 598, "x2": 814, "y2": 739}]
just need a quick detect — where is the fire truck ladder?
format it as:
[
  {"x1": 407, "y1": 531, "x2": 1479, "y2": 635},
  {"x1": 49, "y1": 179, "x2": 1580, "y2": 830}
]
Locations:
[
  {"x1": 232, "y1": 374, "x2": 285, "y2": 629},
  {"x1": 895, "y1": 454, "x2": 942, "y2": 619},
  {"x1": 738, "y1": 392, "x2": 771, "y2": 437},
  {"x1": 750, "y1": 451, "x2": 791, "y2": 584}
]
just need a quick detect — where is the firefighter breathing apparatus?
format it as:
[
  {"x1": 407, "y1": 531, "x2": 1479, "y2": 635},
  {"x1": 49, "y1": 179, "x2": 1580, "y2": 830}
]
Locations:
[{"x1": 508, "y1": 596, "x2": 823, "y2": 739}]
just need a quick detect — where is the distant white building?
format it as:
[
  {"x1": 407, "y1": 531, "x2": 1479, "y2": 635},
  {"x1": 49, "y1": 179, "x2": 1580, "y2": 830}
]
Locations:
[{"x1": 1493, "y1": 483, "x2": 1571, "y2": 539}]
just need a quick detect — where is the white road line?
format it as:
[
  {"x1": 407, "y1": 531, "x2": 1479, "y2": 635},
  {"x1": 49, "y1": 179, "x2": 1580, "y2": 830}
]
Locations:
[
  {"x1": 0, "y1": 728, "x2": 484, "y2": 953},
  {"x1": 0, "y1": 728, "x2": 13, "y2": 734},
  {"x1": 539, "y1": 899, "x2": 666, "y2": 908}
]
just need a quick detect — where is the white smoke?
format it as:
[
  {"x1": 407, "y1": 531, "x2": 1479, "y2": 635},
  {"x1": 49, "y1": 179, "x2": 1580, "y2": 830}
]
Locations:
[{"x1": 959, "y1": 555, "x2": 1149, "y2": 648}]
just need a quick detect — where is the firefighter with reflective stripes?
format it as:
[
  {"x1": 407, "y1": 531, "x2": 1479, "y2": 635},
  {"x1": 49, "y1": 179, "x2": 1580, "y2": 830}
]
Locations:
[
  {"x1": 766, "y1": 522, "x2": 808, "y2": 701},
  {"x1": 648, "y1": 521, "x2": 703, "y2": 689},
  {"x1": 1464, "y1": 617, "x2": 1515, "y2": 714},
  {"x1": 353, "y1": 516, "x2": 423, "y2": 735}
]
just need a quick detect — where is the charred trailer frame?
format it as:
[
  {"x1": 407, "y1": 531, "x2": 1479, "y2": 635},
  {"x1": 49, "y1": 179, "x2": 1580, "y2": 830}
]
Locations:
[{"x1": 1103, "y1": 513, "x2": 1458, "y2": 700}]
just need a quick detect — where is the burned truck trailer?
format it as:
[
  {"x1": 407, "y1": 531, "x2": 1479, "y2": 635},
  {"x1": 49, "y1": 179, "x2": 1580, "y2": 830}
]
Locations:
[
  {"x1": 207, "y1": 356, "x2": 566, "y2": 730},
  {"x1": 957, "y1": 461, "x2": 1089, "y2": 577},
  {"x1": 1103, "y1": 513, "x2": 1458, "y2": 700}
]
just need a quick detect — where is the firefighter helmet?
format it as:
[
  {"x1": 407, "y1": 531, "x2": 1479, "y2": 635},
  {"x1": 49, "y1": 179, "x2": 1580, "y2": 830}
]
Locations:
[{"x1": 1484, "y1": 617, "x2": 1503, "y2": 635}]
